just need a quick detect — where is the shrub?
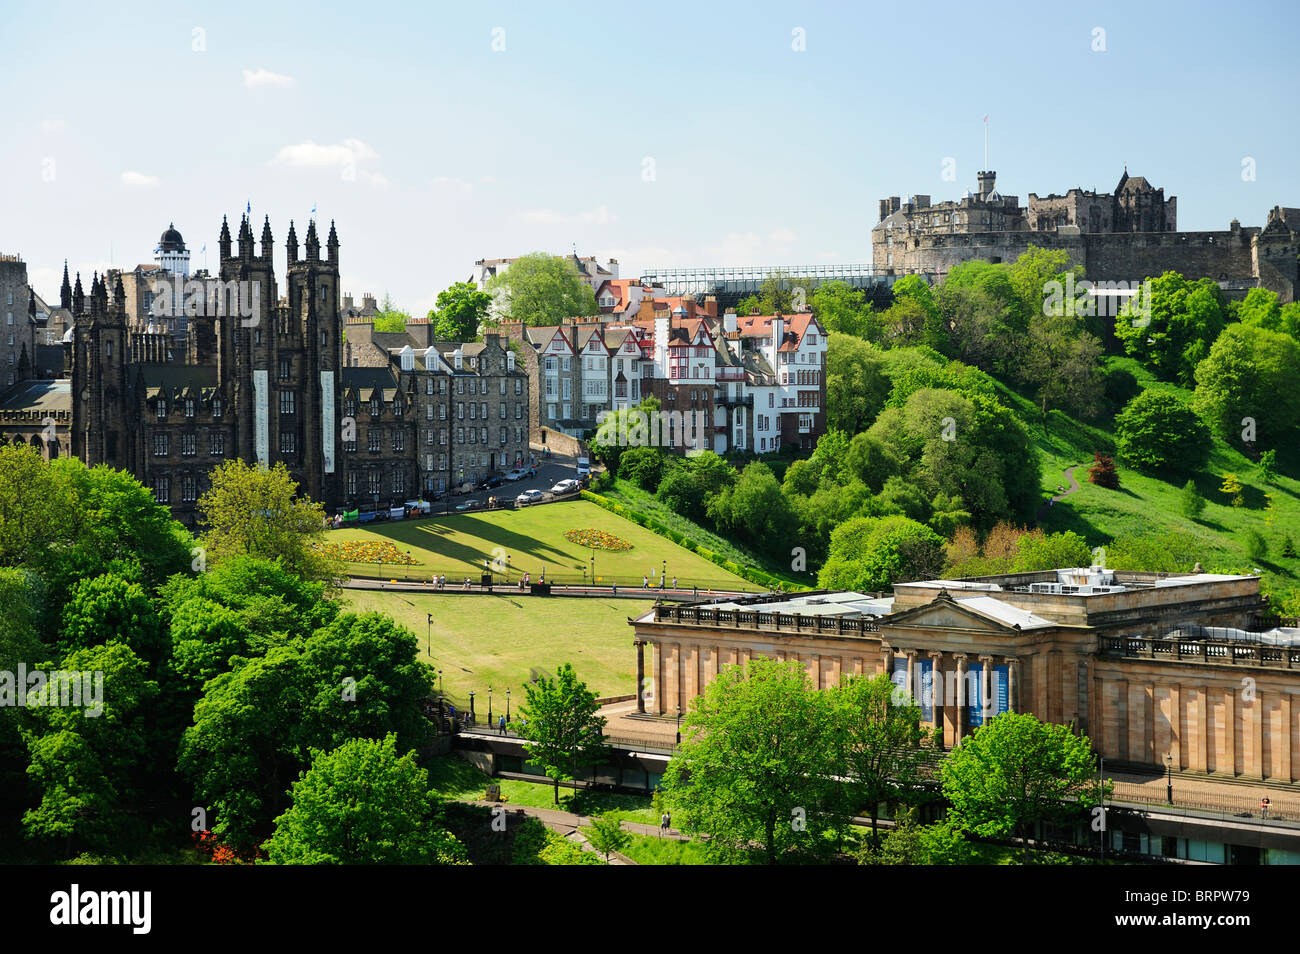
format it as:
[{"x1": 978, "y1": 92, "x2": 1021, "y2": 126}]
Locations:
[
  {"x1": 1114, "y1": 390, "x2": 1212, "y2": 473},
  {"x1": 1087, "y1": 452, "x2": 1120, "y2": 489},
  {"x1": 1245, "y1": 530, "x2": 1268, "y2": 563}
]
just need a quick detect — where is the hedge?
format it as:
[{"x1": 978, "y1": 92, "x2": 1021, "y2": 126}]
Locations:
[{"x1": 579, "y1": 489, "x2": 805, "y2": 592}]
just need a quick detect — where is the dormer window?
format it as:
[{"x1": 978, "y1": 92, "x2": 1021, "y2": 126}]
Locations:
[{"x1": 157, "y1": 399, "x2": 167, "y2": 420}]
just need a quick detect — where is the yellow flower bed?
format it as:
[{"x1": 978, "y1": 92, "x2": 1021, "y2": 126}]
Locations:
[
  {"x1": 563, "y1": 528, "x2": 633, "y2": 552},
  {"x1": 318, "y1": 540, "x2": 418, "y2": 565}
]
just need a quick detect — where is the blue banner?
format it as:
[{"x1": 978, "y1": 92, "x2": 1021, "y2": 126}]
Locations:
[
  {"x1": 995, "y1": 665, "x2": 1009, "y2": 715},
  {"x1": 919, "y1": 659, "x2": 933, "y2": 722},
  {"x1": 968, "y1": 662, "x2": 983, "y2": 727}
]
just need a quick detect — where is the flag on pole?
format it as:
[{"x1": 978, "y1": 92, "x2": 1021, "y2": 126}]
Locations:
[
  {"x1": 199, "y1": 244, "x2": 206, "y2": 254},
  {"x1": 246, "y1": 201, "x2": 251, "y2": 216},
  {"x1": 983, "y1": 114, "x2": 989, "y2": 122},
  {"x1": 311, "y1": 203, "x2": 317, "y2": 218}
]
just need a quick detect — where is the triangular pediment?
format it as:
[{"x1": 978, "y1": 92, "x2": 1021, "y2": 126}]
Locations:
[{"x1": 884, "y1": 597, "x2": 1019, "y2": 634}]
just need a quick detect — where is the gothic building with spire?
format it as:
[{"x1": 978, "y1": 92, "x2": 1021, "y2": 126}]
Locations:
[{"x1": 2, "y1": 215, "x2": 531, "y2": 523}]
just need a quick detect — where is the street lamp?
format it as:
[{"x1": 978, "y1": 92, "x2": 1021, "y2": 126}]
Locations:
[
  {"x1": 590, "y1": 553, "x2": 595, "y2": 586},
  {"x1": 1165, "y1": 753, "x2": 1173, "y2": 805},
  {"x1": 488, "y1": 686, "x2": 494, "y2": 726},
  {"x1": 506, "y1": 688, "x2": 511, "y2": 721},
  {"x1": 426, "y1": 613, "x2": 433, "y2": 660},
  {"x1": 437, "y1": 669, "x2": 443, "y2": 696},
  {"x1": 662, "y1": 560, "x2": 667, "y2": 589},
  {"x1": 468, "y1": 690, "x2": 476, "y2": 725},
  {"x1": 676, "y1": 704, "x2": 682, "y2": 745}
]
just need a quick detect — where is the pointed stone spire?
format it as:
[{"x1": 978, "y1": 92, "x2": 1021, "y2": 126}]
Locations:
[
  {"x1": 72, "y1": 272, "x2": 85, "y2": 315},
  {"x1": 60, "y1": 261, "x2": 71, "y2": 310},
  {"x1": 261, "y1": 214, "x2": 274, "y2": 260},
  {"x1": 286, "y1": 219, "x2": 299, "y2": 264},
  {"x1": 238, "y1": 214, "x2": 254, "y2": 259},
  {"x1": 327, "y1": 219, "x2": 339, "y2": 265},
  {"x1": 305, "y1": 219, "x2": 320, "y2": 261},
  {"x1": 219, "y1": 215, "x2": 232, "y2": 260}
]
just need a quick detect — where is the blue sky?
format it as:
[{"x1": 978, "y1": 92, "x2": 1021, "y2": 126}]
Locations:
[{"x1": 2, "y1": 0, "x2": 1297, "y2": 315}]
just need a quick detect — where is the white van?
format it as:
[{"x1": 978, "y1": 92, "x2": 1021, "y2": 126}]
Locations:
[{"x1": 576, "y1": 456, "x2": 590, "y2": 478}]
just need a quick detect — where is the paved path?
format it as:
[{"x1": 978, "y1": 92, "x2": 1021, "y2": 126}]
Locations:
[
  {"x1": 344, "y1": 578, "x2": 754, "y2": 600},
  {"x1": 1036, "y1": 463, "x2": 1083, "y2": 521},
  {"x1": 471, "y1": 800, "x2": 689, "y2": 865}
]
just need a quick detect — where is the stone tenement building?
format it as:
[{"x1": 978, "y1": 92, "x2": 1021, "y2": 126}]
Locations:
[
  {"x1": 872, "y1": 169, "x2": 1300, "y2": 302},
  {"x1": 0, "y1": 217, "x2": 530, "y2": 522},
  {"x1": 632, "y1": 567, "x2": 1300, "y2": 785}
]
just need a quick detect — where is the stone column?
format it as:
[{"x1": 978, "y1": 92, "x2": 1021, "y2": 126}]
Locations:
[
  {"x1": 1007, "y1": 658, "x2": 1019, "y2": 714},
  {"x1": 978, "y1": 654, "x2": 994, "y2": 723},
  {"x1": 635, "y1": 640, "x2": 645, "y2": 713},
  {"x1": 928, "y1": 651, "x2": 945, "y2": 736},
  {"x1": 1283, "y1": 695, "x2": 1294, "y2": 783},
  {"x1": 905, "y1": 651, "x2": 917, "y2": 705},
  {"x1": 953, "y1": 653, "x2": 968, "y2": 745},
  {"x1": 1224, "y1": 687, "x2": 1236, "y2": 776}
]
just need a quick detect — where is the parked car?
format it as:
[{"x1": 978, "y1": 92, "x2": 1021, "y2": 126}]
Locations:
[
  {"x1": 550, "y1": 478, "x2": 580, "y2": 494},
  {"x1": 515, "y1": 489, "x2": 545, "y2": 506},
  {"x1": 504, "y1": 468, "x2": 528, "y2": 481},
  {"x1": 451, "y1": 482, "x2": 475, "y2": 496},
  {"x1": 455, "y1": 499, "x2": 483, "y2": 512},
  {"x1": 480, "y1": 474, "x2": 506, "y2": 490}
]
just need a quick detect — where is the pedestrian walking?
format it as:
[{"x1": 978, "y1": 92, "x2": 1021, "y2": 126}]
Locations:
[
  {"x1": 660, "y1": 811, "x2": 670, "y2": 836},
  {"x1": 672, "y1": 576, "x2": 677, "y2": 589},
  {"x1": 498, "y1": 714, "x2": 507, "y2": 736},
  {"x1": 1262, "y1": 797, "x2": 1270, "y2": 820},
  {"x1": 643, "y1": 575, "x2": 649, "y2": 589}
]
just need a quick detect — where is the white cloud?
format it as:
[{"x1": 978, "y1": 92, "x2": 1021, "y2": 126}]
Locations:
[
  {"x1": 431, "y1": 176, "x2": 475, "y2": 196},
  {"x1": 522, "y1": 204, "x2": 611, "y2": 226},
  {"x1": 361, "y1": 171, "x2": 389, "y2": 187},
  {"x1": 273, "y1": 139, "x2": 378, "y2": 169},
  {"x1": 121, "y1": 171, "x2": 160, "y2": 187},
  {"x1": 705, "y1": 231, "x2": 764, "y2": 264},
  {"x1": 40, "y1": 119, "x2": 66, "y2": 133},
  {"x1": 243, "y1": 68, "x2": 295, "y2": 89},
  {"x1": 478, "y1": 175, "x2": 497, "y2": 184},
  {"x1": 768, "y1": 228, "x2": 797, "y2": 244}
]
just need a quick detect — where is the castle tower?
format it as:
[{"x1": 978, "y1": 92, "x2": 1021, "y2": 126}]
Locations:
[
  {"x1": 71, "y1": 273, "x2": 129, "y2": 470},
  {"x1": 219, "y1": 212, "x2": 280, "y2": 468},
  {"x1": 1253, "y1": 207, "x2": 1299, "y2": 304},
  {"x1": 977, "y1": 171, "x2": 997, "y2": 200},
  {"x1": 287, "y1": 217, "x2": 342, "y2": 503}
]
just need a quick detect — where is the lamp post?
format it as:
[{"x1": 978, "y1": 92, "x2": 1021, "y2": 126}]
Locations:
[
  {"x1": 506, "y1": 688, "x2": 511, "y2": 721},
  {"x1": 426, "y1": 613, "x2": 433, "y2": 660},
  {"x1": 590, "y1": 553, "x2": 595, "y2": 587},
  {"x1": 662, "y1": 560, "x2": 667, "y2": 589},
  {"x1": 488, "y1": 686, "x2": 494, "y2": 727},
  {"x1": 437, "y1": 669, "x2": 443, "y2": 696},
  {"x1": 468, "y1": 690, "x2": 476, "y2": 725},
  {"x1": 1165, "y1": 753, "x2": 1173, "y2": 805},
  {"x1": 676, "y1": 704, "x2": 682, "y2": 745}
]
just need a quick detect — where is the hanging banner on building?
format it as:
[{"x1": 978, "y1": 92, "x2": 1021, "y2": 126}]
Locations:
[
  {"x1": 918, "y1": 658, "x2": 933, "y2": 722},
  {"x1": 968, "y1": 662, "x2": 983, "y2": 727},
  {"x1": 253, "y1": 370, "x2": 269, "y2": 465},
  {"x1": 321, "y1": 370, "x2": 335, "y2": 474},
  {"x1": 995, "y1": 665, "x2": 1010, "y2": 715}
]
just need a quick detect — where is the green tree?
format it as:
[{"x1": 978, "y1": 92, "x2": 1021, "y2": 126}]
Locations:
[
  {"x1": 197, "y1": 459, "x2": 337, "y2": 581},
  {"x1": 429, "y1": 281, "x2": 491, "y2": 342},
  {"x1": 58, "y1": 573, "x2": 166, "y2": 663},
  {"x1": 1258, "y1": 449, "x2": 1278, "y2": 485},
  {"x1": 0, "y1": 442, "x2": 79, "y2": 568},
  {"x1": 880, "y1": 276, "x2": 950, "y2": 354},
  {"x1": 705, "y1": 462, "x2": 798, "y2": 556},
  {"x1": 1011, "y1": 531, "x2": 1093, "y2": 572},
  {"x1": 655, "y1": 468, "x2": 708, "y2": 523},
  {"x1": 941, "y1": 712, "x2": 1107, "y2": 865},
  {"x1": 829, "y1": 673, "x2": 937, "y2": 844},
  {"x1": 371, "y1": 292, "x2": 412, "y2": 333},
  {"x1": 1179, "y1": 479, "x2": 1206, "y2": 520},
  {"x1": 1193, "y1": 324, "x2": 1300, "y2": 443},
  {"x1": 662, "y1": 658, "x2": 843, "y2": 865},
  {"x1": 818, "y1": 515, "x2": 946, "y2": 592},
  {"x1": 618, "y1": 445, "x2": 664, "y2": 491},
  {"x1": 515, "y1": 663, "x2": 609, "y2": 805},
  {"x1": 485, "y1": 252, "x2": 598, "y2": 326},
  {"x1": 812, "y1": 280, "x2": 874, "y2": 338},
  {"x1": 1115, "y1": 272, "x2": 1227, "y2": 384},
  {"x1": 21, "y1": 641, "x2": 158, "y2": 853},
  {"x1": 262, "y1": 735, "x2": 467, "y2": 865},
  {"x1": 1114, "y1": 390, "x2": 1212, "y2": 473},
  {"x1": 583, "y1": 811, "x2": 630, "y2": 862},
  {"x1": 825, "y1": 334, "x2": 890, "y2": 434}
]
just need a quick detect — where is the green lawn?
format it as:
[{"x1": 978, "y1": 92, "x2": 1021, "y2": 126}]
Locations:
[
  {"x1": 619, "y1": 832, "x2": 713, "y2": 865},
  {"x1": 424, "y1": 754, "x2": 657, "y2": 824},
  {"x1": 344, "y1": 589, "x2": 653, "y2": 704},
  {"x1": 329, "y1": 499, "x2": 755, "y2": 591}
]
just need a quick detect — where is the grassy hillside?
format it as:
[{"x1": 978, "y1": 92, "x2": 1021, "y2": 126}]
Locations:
[{"x1": 997, "y1": 356, "x2": 1300, "y2": 605}]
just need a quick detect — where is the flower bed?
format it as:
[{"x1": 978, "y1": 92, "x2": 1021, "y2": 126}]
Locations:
[
  {"x1": 563, "y1": 528, "x2": 634, "y2": 552},
  {"x1": 317, "y1": 540, "x2": 419, "y2": 565}
]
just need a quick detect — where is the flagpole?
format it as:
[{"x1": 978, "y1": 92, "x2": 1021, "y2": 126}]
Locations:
[{"x1": 984, "y1": 116, "x2": 988, "y2": 170}]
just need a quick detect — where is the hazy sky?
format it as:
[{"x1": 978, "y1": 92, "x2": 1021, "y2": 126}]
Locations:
[{"x1": 3, "y1": 0, "x2": 1297, "y2": 316}]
